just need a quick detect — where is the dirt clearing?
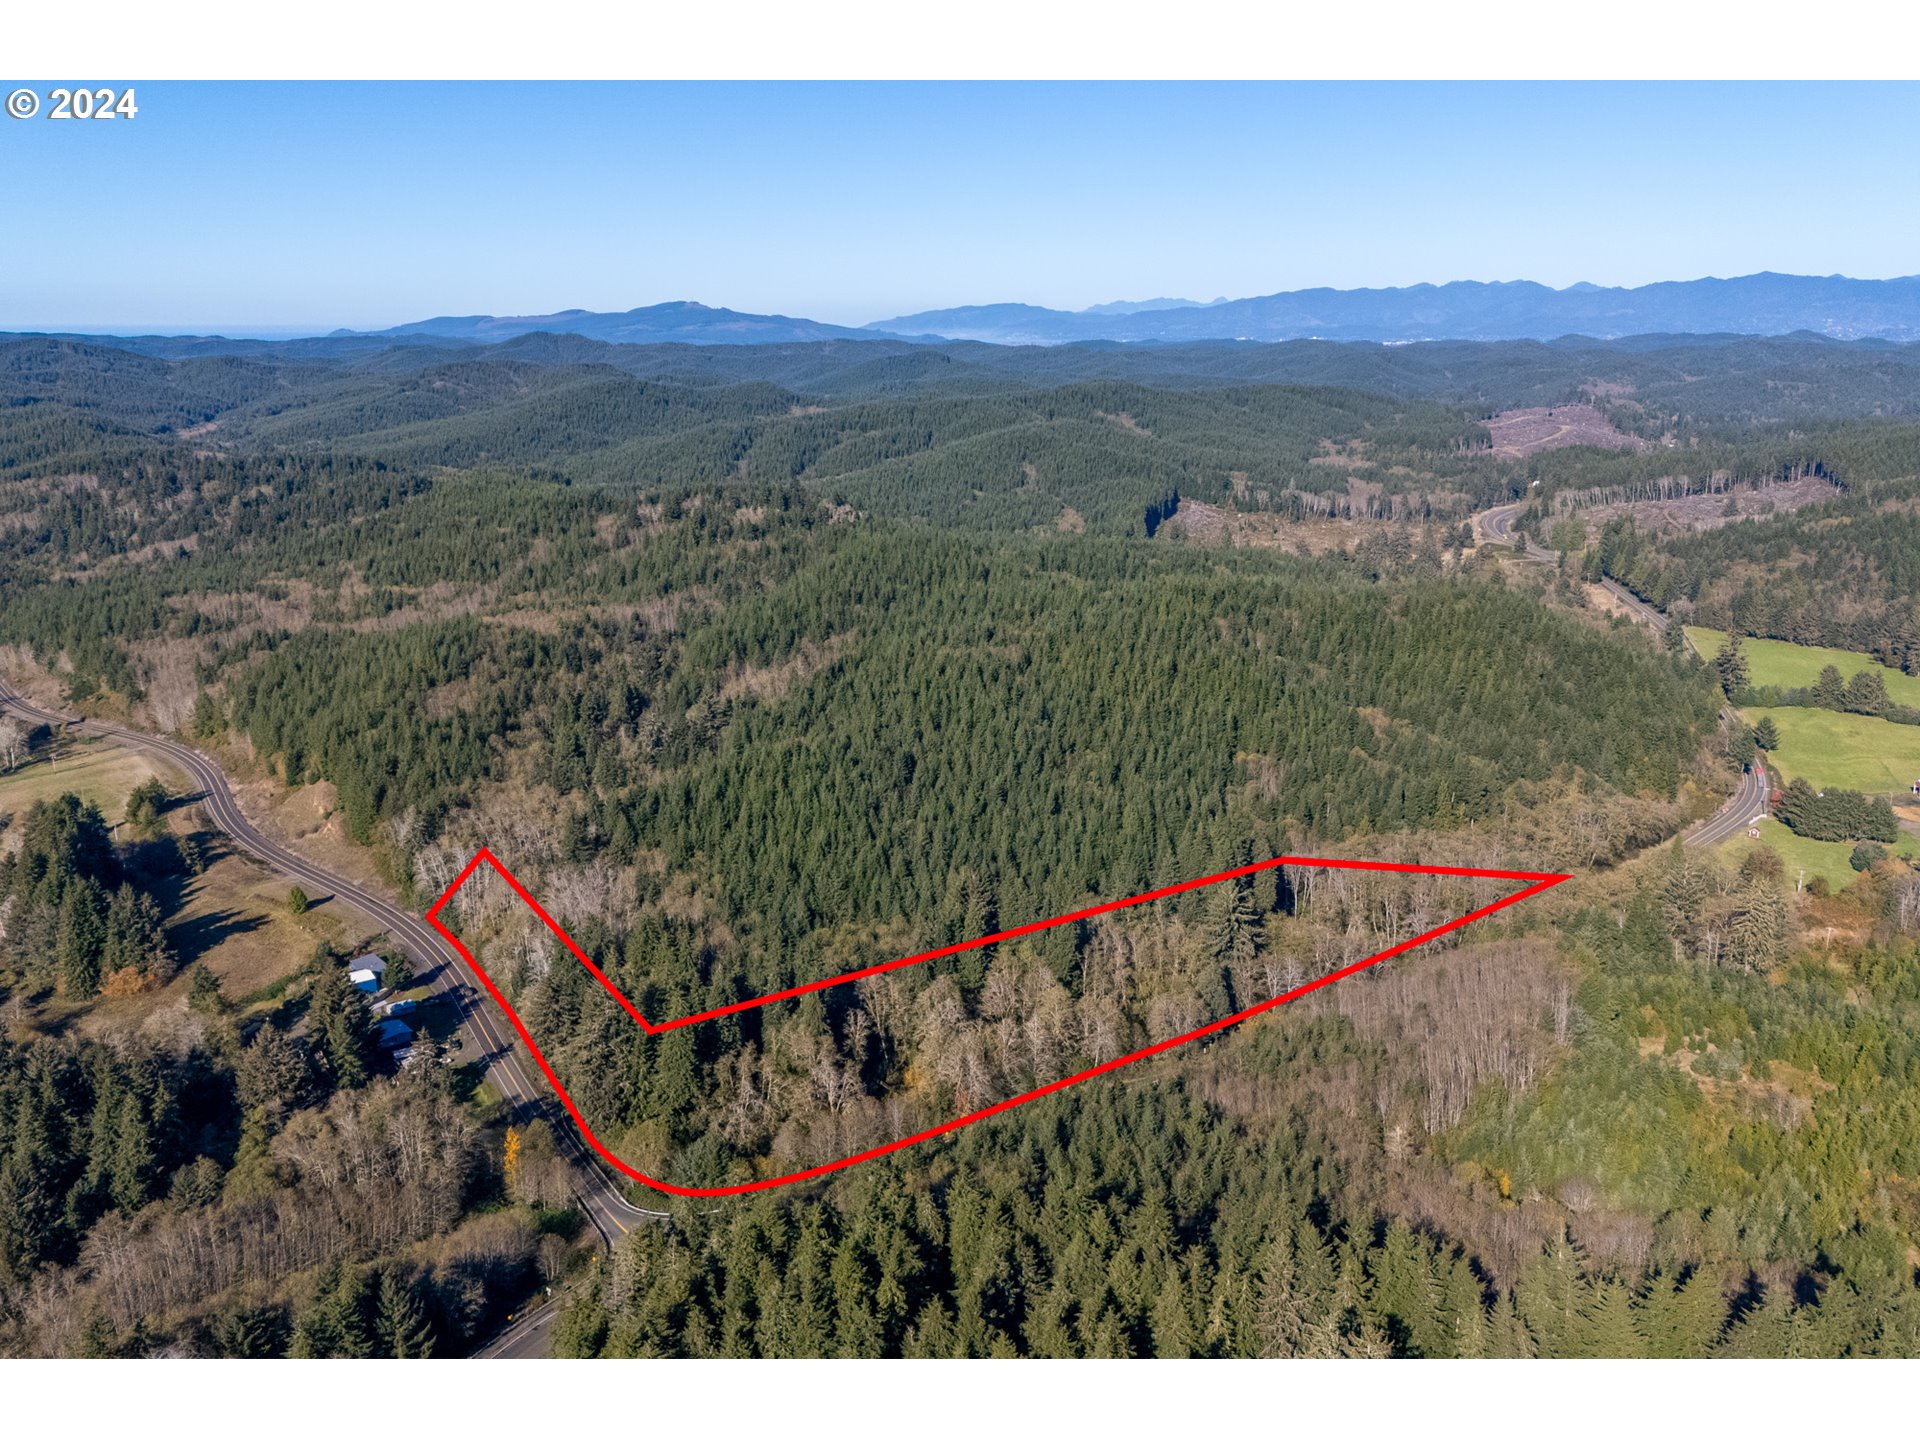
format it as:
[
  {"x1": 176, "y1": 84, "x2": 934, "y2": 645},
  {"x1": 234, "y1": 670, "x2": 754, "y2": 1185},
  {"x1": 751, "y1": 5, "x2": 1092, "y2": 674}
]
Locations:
[{"x1": 1484, "y1": 404, "x2": 1647, "y2": 458}]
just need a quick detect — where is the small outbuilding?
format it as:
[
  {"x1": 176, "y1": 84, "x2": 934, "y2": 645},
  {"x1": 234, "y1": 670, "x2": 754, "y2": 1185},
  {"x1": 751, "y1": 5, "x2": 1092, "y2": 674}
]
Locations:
[{"x1": 347, "y1": 953, "x2": 388, "y2": 994}]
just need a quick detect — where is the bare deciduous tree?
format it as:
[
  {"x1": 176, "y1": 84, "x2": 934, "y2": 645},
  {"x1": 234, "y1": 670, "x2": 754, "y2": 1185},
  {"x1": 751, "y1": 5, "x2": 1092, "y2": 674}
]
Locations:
[{"x1": 0, "y1": 715, "x2": 28, "y2": 773}]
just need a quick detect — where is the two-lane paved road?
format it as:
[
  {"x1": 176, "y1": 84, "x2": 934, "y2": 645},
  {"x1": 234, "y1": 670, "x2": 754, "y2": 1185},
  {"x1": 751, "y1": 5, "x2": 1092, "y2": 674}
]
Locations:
[
  {"x1": 4, "y1": 507, "x2": 1765, "y2": 1349},
  {"x1": 0, "y1": 675, "x2": 664, "y2": 1264},
  {"x1": 1687, "y1": 762, "x2": 1773, "y2": 848},
  {"x1": 1476, "y1": 501, "x2": 1771, "y2": 845},
  {"x1": 1483, "y1": 501, "x2": 1687, "y2": 632},
  {"x1": 1479, "y1": 500, "x2": 1555, "y2": 561}
]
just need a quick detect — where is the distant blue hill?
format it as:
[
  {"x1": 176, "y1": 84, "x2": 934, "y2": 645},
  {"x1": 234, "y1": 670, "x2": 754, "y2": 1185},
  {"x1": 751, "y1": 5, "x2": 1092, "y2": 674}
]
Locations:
[
  {"x1": 357, "y1": 300, "x2": 911, "y2": 346},
  {"x1": 870, "y1": 273, "x2": 1920, "y2": 345},
  {"x1": 42, "y1": 274, "x2": 1920, "y2": 353},
  {"x1": 1078, "y1": 297, "x2": 1216, "y2": 316}
]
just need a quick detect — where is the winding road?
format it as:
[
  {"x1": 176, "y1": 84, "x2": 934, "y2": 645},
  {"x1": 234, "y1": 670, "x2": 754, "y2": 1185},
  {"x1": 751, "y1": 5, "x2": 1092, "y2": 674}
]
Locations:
[
  {"x1": 1479, "y1": 502, "x2": 1772, "y2": 845},
  {"x1": 1, "y1": 502, "x2": 1766, "y2": 1352},
  {"x1": 0, "y1": 673, "x2": 661, "y2": 1358}
]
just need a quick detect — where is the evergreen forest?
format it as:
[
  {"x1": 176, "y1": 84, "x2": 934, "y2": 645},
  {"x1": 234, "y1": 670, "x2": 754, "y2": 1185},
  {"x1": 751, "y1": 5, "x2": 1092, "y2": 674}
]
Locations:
[{"x1": 3, "y1": 327, "x2": 1919, "y2": 1357}]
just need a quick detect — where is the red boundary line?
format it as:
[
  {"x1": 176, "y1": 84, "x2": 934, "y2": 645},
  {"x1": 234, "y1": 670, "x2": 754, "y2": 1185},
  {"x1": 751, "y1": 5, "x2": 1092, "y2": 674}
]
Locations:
[{"x1": 427, "y1": 850, "x2": 1569, "y2": 1198}]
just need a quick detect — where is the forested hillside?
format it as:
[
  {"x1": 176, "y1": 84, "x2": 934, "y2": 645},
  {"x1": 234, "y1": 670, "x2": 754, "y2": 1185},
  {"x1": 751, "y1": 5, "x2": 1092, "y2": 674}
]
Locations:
[
  {"x1": 11, "y1": 331, "x2": 1920, "y2": 544},
  {"x1": 541, "y1": 850, "x2": 1920, "y2": 1358},
  {"x1": 1583, "y1": 480, "x2": 1920, "y2": 668},
  {"x1": 0, "y1": 793, "x2": 553, "y2": 1357},
  {"x1": 4, "y1": 326, "x2": 1920, "y2": 1358}
]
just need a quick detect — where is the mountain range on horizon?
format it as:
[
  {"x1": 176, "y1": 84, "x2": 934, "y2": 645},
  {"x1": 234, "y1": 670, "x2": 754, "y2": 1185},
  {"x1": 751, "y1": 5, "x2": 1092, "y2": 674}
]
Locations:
[
  {"x1": 866, "y1": 272, "x2": 1920, "y2": 345},
  {"x1": 36, "y1": 272, "x2": 1920, "y2": 350},
  {"x1": 329, "y1": 295, "x2": 1237, "y2": 347},
  {"x1": 350, "y1": 300, "x2": 883, "y2": 347}
]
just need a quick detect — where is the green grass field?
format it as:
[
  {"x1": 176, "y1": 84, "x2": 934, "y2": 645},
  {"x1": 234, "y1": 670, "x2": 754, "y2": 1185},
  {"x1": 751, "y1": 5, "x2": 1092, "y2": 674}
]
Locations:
[
  {"x1": 0, "y1": 738, "x2": 183, "y2": 827},
  {"x1": 1743, "y1": 705, "x2": 1920, "y2": 794},
  {"x1": 1718, "y1": 816, "x2": 1919, "y2": 894},
  {"x1": 1687, "y1": 626, "x2": 1920, "y2": 707},
  {"x1": 2, "y1": 734, "x2": 356, "y2": 1034}
]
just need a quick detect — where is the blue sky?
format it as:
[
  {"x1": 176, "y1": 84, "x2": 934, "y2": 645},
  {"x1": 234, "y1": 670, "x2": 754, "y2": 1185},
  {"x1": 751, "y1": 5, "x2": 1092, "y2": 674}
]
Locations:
[{"x1": 2, "y1": 81, "x2": 1915, "y2": 334}]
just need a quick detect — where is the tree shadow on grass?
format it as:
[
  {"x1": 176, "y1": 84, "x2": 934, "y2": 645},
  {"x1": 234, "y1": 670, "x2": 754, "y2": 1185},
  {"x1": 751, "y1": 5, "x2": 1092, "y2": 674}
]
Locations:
[
  {"x1": 445, "y1": 1059, "x2": 489, "y2": 1106},
  {"x1": 165, "y1": 907, "x2": 268, "y2": 967},
  {"x1": 120, "y1": 825, "x2": 227, "y2": 923}
]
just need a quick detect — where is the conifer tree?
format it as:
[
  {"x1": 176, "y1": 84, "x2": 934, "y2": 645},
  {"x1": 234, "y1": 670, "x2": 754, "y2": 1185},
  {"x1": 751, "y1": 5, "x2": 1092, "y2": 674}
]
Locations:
[
  {"x1": 1661, "y1": 841, "x2": 1711, "y2": 954},
  {"x1": 1713, "y1": 633, "x2": 1750, "y2": 694},
  {"x1": 1814, "y1": 663, "x2": 1847, "y2": 709},
  {"x1": 901, "y1": 1297, "x2": 959, "y2": 1357},
  {"x1": 187, "y1": 964, "x2": 226, "y2": 1015},
  {"x1": 75, "y1": 1312, "x2": 118, "y2": 1358},
  {"x1": 1253, "y1": 1236, "x2": 1313, "y2": 1357},
  {"x1": 1488, "y1": 1290, "x2": 1537, "y2": 1358},
  {"x1": 1149, "y1": 1269, "x2": 1197, "y2": 1357},
  {"x1": 1844, "y1": 667, "x2": 1889, "y2": 715},
  {"x1": 1436, "y1": 1253, "x2": 1489, "y2": 1358},
  {"x1": 1516, "y1": 1233, "x2": 1587, "y2": 1357},
  {"x1": 102, "y1": 884, "x2": 170, "y2": 980},
  {"x1": 1578, "y1": 1279, "x2": 1645, "y2": 1357},
  {"x1": 831, "y1": 1237, "x2": 883, "y2": 1357},
  {"x1": 954, "y1": 869, "x2": 998, "y2": 993},
  {"x1": 107, "y1": 1090, "x2": 156, "y2": 1212},
  {"x1": 306, "y1": 955, "x2": 373, "y2": 1090},
  {"x1": 124, "y1": 780, "x2": 168, "y2": 839},
  {"x1": 1369, "y1": 1218, "x2": 1442, "y2": 1356},
  {"x1": 1208, "y1": 876, "x2": 1262, "y2": 970},
  {"x1": 1729, "y1": 879, "x2": 1787, "y2": 972},
  {"x1": 291, "y1": 1258, "x2": 372, "y2": 1358},
  {"x1": 57, "y1": 880, "x2": 107, "y2": 999},
  {"x1": 1719, "y1": 1284, "x2": 1811, "y2": 1358},
  {"x1": 550, "y1": 1287, "x2": 611, "y2": 1358},
  {"x1": 1633, "y1": 1268, "x2": 1729, "y2": 1357},
  {"x1": 216, "y1": 1301, "x2": 288, "y2": 1358},
  {"x1": 376, "y1": 1270, "x2": 436, "y2": 1358}
]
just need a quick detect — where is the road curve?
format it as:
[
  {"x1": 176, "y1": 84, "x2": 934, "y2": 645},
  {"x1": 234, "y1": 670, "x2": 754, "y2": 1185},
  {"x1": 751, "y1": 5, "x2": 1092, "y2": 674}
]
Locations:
[
  {"x1": 0, "y1": 675, "x2": 664, "y2": 1270},
  {"x1": 1688, "y1": 762, "x2": 1773, "y2": 848},
  {"x1": 1479, "y1": 500, "x2": 1558, "y2": 562},
  {"x1": 1476, "y1": 501, "x2": 1770, "y2": 846},
  {"x1": 5, "y1": 508, "x2": 1764, "y2": 1348}
]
